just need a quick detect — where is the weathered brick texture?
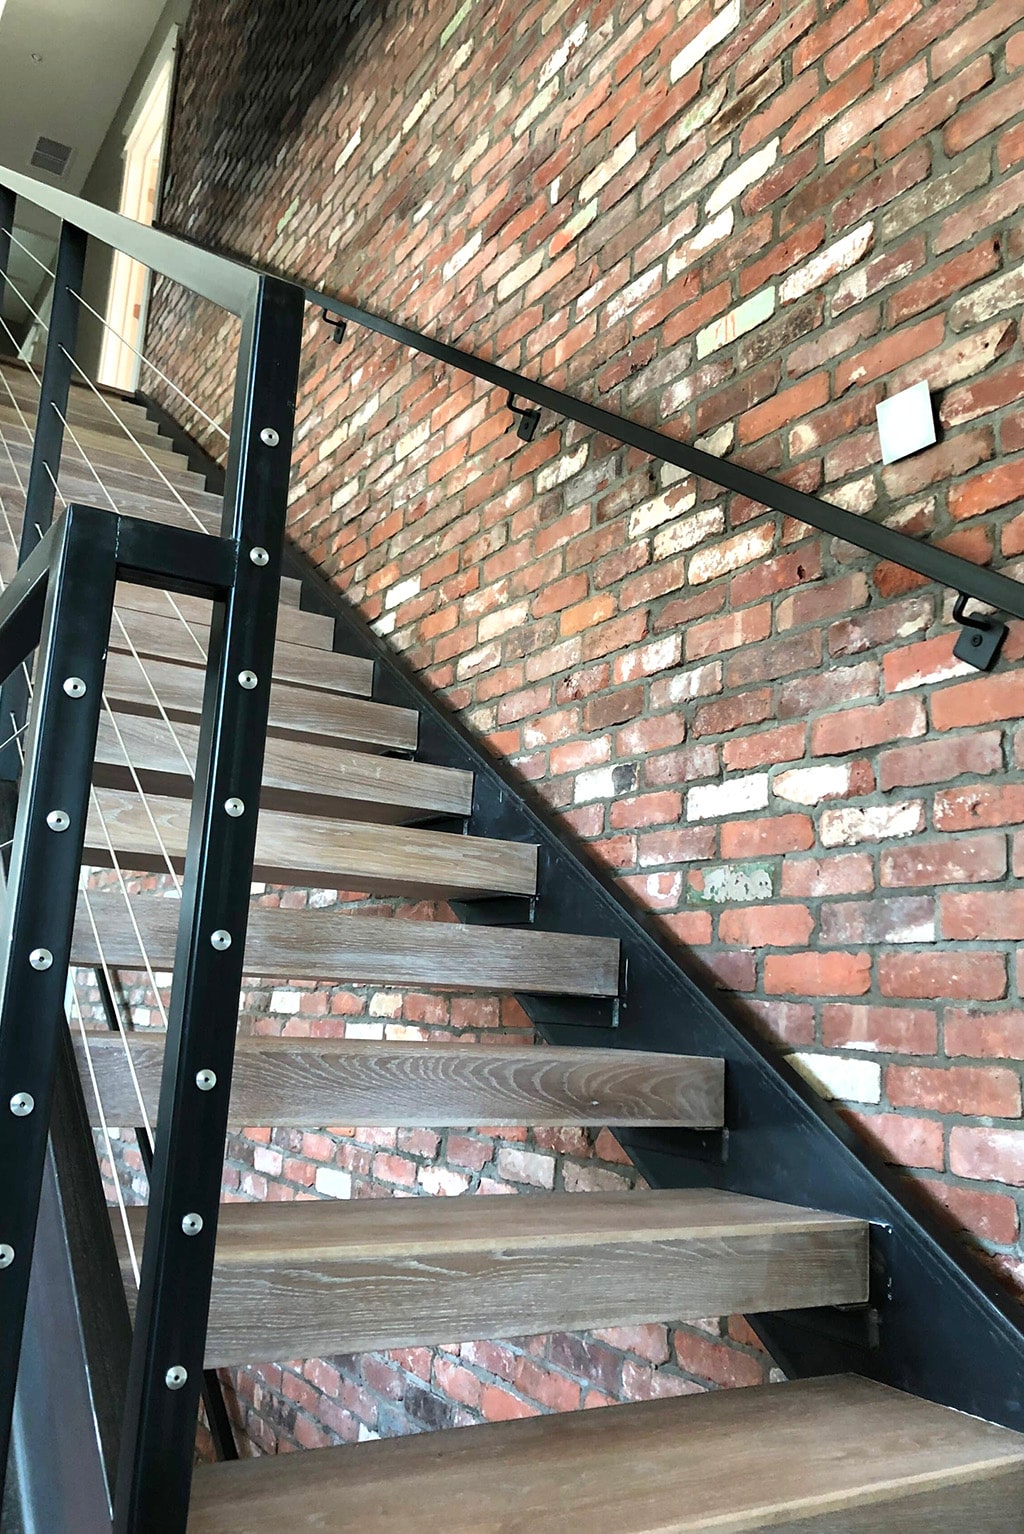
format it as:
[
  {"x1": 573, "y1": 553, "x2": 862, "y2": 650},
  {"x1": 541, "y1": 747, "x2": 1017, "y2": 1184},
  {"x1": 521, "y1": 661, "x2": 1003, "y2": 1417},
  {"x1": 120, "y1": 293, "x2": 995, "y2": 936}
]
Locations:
[{"x1": 145, "y1": 0, "x2": 1024, "y2": 1449}]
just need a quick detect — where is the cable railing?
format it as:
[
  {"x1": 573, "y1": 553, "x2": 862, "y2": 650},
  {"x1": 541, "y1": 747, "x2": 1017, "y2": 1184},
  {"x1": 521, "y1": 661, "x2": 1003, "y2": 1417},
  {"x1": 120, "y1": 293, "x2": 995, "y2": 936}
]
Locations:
[{"x1": 0, "y1": 162, "x2": 305, "y2": 1534}]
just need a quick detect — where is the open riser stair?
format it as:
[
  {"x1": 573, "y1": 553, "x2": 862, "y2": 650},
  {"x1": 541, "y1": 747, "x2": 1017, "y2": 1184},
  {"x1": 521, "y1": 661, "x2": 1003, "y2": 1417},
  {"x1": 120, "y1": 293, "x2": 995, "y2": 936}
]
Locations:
[{"x1": 1, "y1": 154, "x2": 1024, "y2": 1534}]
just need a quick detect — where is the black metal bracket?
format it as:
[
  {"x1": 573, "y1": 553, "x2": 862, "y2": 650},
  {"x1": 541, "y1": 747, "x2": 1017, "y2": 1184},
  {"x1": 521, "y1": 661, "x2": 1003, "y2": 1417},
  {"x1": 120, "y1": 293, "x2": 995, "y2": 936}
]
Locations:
[
  {"x1": 320, "y1": 307, "x2": 347, "y2": 345},
  {"x1": 505, "y1": 391, "x2": 541, "y2": 442},
  {"x1": 952, "y1": 593, "x2": 1008, "y2": 672}
]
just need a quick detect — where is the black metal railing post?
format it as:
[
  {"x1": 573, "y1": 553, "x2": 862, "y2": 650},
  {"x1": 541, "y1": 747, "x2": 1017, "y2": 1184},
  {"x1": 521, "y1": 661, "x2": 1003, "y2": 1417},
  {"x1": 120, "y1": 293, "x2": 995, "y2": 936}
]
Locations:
[
  {"x1": 113, "y1": 274, "x2": 304, "y2": 1534},
  {"x1": 0, "y1": 184, "x2": 14, "y2": 316},
  {"x1": 0, "y1": 505, "x2": 120, "y2": 1490},
  {"x1": 0, "y1": 220, "x2": 88, "y2": 783}
]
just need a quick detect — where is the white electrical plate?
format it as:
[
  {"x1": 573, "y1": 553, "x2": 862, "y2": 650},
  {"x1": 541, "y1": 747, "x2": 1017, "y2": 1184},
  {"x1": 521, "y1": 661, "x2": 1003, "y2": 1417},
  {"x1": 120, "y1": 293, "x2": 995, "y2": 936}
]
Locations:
[{"x1": 876, "y1": 380, "x2": 937, "y2": 466}]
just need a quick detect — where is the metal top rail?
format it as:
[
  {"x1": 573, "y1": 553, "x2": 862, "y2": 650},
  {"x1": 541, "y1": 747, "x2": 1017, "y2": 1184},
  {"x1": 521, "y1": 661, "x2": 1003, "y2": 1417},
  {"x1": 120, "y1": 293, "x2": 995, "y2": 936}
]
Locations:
[
  {"x1": 308, "y1": 287, "x2": 1024, "y2": 626},
  {"x1": 0, "y1": 165, "x2": 262, "y2": 318}
]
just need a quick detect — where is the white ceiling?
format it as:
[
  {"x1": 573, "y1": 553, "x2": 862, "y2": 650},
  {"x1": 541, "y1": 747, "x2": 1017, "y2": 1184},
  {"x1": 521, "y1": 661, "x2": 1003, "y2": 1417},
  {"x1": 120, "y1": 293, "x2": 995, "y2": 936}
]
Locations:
[{"x1": 0, "y1": 0, "x2": 168, "y2": 328}]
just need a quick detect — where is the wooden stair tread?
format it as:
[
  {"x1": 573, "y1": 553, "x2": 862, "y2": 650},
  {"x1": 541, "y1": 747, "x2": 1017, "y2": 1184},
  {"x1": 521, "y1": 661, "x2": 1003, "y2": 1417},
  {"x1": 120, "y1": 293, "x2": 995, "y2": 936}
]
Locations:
[
  {"x1": 77, "y1": 1037, "x2": 711, "y2": 1128},
  {"x1": 99, "y1": 651, "x2": 414, "y2": 749},
  {"x1": 0, "y1": 464, "x2": 220, "y2": 525},
  {"x1": 85, "y1": 789, "x2": 537, "y2": 895},
  {"x1": 119, "y1": 1189, "x2": 867, "y2": 1367},
  {"x1": 106, "y1": 604, "x2": 374, "y2": 696},
  {"x1": 70, "y1": 899, "x2": 612, "y2": 991},
  {"x1": 92, "y1": 712, "x2": 472, "y2": 821},
  {"x1": 106, "y1": 580, "x2": 335, "y2": 649},
  {"x1": 187, "y1": 1376, "x2": 1024, "y2": 1534}
]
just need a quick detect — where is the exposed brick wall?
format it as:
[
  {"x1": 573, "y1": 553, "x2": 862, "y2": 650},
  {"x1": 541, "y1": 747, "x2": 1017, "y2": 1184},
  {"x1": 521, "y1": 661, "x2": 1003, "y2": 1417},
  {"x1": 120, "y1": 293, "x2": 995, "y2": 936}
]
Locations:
[{"x1": 145, "y1": 0, "x2": 1024, "y2": 1450}]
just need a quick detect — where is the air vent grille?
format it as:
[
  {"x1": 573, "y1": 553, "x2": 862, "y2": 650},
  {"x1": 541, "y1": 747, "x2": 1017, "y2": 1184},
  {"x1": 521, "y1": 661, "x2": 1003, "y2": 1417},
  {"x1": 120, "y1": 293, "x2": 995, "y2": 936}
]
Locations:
[{"x1": 30, "y1": 136, "x2": 73, "y2": 176}]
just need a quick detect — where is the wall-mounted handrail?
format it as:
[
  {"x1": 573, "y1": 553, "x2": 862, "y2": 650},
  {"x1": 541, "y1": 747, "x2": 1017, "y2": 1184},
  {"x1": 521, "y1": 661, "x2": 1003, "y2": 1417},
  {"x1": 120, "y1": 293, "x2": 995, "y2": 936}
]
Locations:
[
  {"x1": 310, "y1": 288, "x2": 1024, "y2": 626},
  {"x1": 0, "y1": 165, "x2": 261, "y2": 318}
]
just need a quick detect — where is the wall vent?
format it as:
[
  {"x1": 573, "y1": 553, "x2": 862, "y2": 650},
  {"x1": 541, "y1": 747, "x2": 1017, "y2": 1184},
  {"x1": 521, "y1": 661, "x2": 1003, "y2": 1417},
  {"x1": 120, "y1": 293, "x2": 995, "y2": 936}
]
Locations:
[{"x1": 30, "y1": 136, "x2": 73, "y2": 177}]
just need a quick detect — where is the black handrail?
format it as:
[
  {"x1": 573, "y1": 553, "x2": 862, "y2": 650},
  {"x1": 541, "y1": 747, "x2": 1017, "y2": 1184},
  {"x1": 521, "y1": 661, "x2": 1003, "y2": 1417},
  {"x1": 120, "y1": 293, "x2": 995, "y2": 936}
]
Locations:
[
  {"x1": 0, "y1": 164, "x2": 261, "y2": 317},
  {"x1": 310, "y1": 288, "x2": 1024, "y2": 626}
]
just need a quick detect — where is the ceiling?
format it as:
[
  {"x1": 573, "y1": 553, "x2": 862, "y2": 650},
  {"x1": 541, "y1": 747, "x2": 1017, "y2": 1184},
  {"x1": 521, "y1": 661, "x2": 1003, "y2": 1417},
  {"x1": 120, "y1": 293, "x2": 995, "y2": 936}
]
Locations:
[{"x1": 0, "y1": 0, "x2": 168, "y2": 332}]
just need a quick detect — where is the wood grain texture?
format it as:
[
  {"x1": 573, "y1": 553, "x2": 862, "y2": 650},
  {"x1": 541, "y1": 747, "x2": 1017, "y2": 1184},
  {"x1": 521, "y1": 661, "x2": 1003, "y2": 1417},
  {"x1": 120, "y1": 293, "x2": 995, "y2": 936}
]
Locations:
[
  {"x1": 105, "y1": 604, "x2": 374, "y2": 696},
  {"x1": 71, "y1": 898, "x2": 613, "y2": 991},
  {"x1": 85, "y1": 789, "x2": 537, "y2": 895},
  {"x1": 92, "y1": 711, "x2": 472, "y2": 821},
  {"x1": 76, "y1": 1036, "x2": 712, "y2": 1128},
  {"x1": 0, "y1": 404, "x2": 183, "y2": 468},
  {"x1": 99, "y1": 651, "x2": 416, "y2": 749},
  {"x1": 0, "y1": 466, "x2": 219, "y2": 530},
  {"x1": 119, "y1": 1189, "x2": 867, "y2": 1367},
  {"x1": 108, "y1": 581, "x2": 334, "y2": 650},
  {"x1": 187, "y1": 1376, "x2": 1024, "y2": 1534}
]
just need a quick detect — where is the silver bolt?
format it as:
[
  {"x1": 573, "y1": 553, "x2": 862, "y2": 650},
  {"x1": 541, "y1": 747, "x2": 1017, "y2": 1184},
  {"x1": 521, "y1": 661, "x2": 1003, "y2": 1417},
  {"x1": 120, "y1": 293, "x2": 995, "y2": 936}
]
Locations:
[
  {"x1": 10, "y1": 1093, "x2": 34, "y2": 1117},
  {"x1": 210, "y1": 929, "x2": 232, "y2": 951},
  {"x1": 181, "y1": 1213, "x2": 204, "y2": 1236},
  {"x1": 46, "y1": 809, "x2": 70, "y2": 833},
  {"x1": 259, "y1": 427, "x2": 280, "y2": 448},
  {"x1": 0, "y1": 1244, "x2": 14, "y2": 1269},
  {"x1": 165, "y1": 1365, "x2": 188, "y2": 1391},
  {"x1": 224, "y1": 797, "x2": 245, "y2": 818},
  {"x1": 249, "y1": 546, "x2": 269, "y2": 567},
  {"x1": 238, "y1": 670, "x2": 258, "y2": 690},
  {"x1": 63, "y1": 676, "x2": 87, "y2": 698},
  {"x1": 195, "y1": 1068, "x2": 217, "y2": 1091},
  {"x1": 29, "y1": 948, "x2": 53, "y2": 971}
]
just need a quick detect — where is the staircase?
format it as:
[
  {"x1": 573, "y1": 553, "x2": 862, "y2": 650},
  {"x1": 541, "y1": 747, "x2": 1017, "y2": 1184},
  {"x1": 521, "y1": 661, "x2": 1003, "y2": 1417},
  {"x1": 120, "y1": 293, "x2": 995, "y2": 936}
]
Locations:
[{"x1": 3, "y1": 352, "x2": 1023, "y2": 1530}]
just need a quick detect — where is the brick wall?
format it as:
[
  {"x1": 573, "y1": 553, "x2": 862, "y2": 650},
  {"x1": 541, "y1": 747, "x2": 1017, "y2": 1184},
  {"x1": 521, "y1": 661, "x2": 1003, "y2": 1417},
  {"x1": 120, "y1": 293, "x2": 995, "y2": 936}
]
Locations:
[{"x1": 145, "y1": 0, "x2": 1024, "y2": 1449}]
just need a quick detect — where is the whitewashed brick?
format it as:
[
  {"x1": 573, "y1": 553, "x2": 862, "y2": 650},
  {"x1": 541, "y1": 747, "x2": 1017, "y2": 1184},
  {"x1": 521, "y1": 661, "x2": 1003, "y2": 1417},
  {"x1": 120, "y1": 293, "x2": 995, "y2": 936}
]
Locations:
[
  {"x1": 653, "y1": 506, "x2": 724, "y2": 560},
  {"x1": 670, "y1": 0, "x2": 741, "y2": 83},
  {"x1": 395, "y1": 420, "x2": 429, "y2": 461},
  {"x1": 344, "y1": 1021, "x2": 386, "y2": 1040},
  {"x1": 820, "y1": 802, "x2": 924, "y2": 846},
  {"x1": 790, "y1": 1052, "x2": 882, "y2": 1104},
  {"x1": 579, "y1": 130, "x2": 637, "y2": 203},
  {"x1": 688, "y1": 522, "x2": 774, "y2": 584},
  {"x1": 385, "y1": 574, "x2": 421, "y2": 610},
  {"x1": 574, "y1": 765, "x2": 618, "y2": 803},
  {"x1": 628, "y1": 489, "x2": 695, "y2": 538},
  {"x1": 617, "y1": 634, "x2": 682, "y2": 682},
  {"x1": 780, "y1": 222, "x2": 874, "y2": 304},
  {"x1": 950, "y1": 267, "x2": 1024, "y2": 331},
  {"x1": 539, "y1": 19, "x2": 588, "y2": 84},
  {"x1": 495, "y1": 1147, "x2": 555, "y2": 1188},
  {"x1": 270, "y1": 989, "x2": 302, "y2": 1013},
  {"x1": 655, "y1": 661, "x2": 720, "y2": 705},
  {"x1": 697, "y1": 286, "x2": 776, "y2": 359},
  {"x1": 687, "y1": 774, "x2": 769, "y2": 821},
  {"x1": 315, "y1": 1167, "x2": 353, "y2": 1199},
  {"x1": 334, "y1": 126, "x2": 362, "y2": 172},
  {"x1": 443, "y1": 230, "x2": 482, "y2": 282},
  {"x1": 706, "y1": 137, "x2": 779, "y2": 216},
  {"x1": 667, "y1": 208, "x2": 734, "y2": 280},
  {"x1": 537, "y1": 442, "x2": 588, "y2": 493},
  {"x1": 773, "y1": 763, "x2": 853, "y2": 806}
]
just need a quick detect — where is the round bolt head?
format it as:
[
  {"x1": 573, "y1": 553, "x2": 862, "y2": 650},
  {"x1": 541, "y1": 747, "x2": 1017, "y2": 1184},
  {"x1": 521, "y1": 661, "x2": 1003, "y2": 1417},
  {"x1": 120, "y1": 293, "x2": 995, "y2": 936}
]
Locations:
[
  {"x1": 195, "y1": 1068, "x2": 217, "y2": 1091},
  {"x1": 238, "y1": 669, "x2": 258, "y2": 690},
  {"x1": 29, "y1": 948, "x2": 53, "y2": 971},
  {"x1": 224, "y1": 797, "x2": 245, "y2": 818},
  {"x1": 210, "y1": 929, "x2": 232, "y2": 951},
  {"x1": 10, "y1": 1092, "x2": 34, "y2": 1117},
  {"x1": 165, "y1": 1365, "x2": 188, "y2": 1391},
  {"x1": 249, "y1": 546, "x2": 270, "y2": 567},
  {"x1": 0, "y1": 1244, "x2": 14, "y2": 1269},
  {"x1": 46, "y1": 809, "x2": 70, "y2": 833},
  {"x1": 181, "y1": 1212, "x2": 204, "y2": 1236},
  {"x1": 62, "y1": 676, "x2": 87, "y2": 698},
  {"x1": 259, "y1": 427, "x2": 280, "y2": 448}
]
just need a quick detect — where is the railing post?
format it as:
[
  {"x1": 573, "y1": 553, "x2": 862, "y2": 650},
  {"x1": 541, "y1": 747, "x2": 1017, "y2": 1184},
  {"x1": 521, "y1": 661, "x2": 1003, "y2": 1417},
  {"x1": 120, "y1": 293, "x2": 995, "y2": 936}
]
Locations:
[
  {"x1": 0, "y1": 219, "x2": 88, "y2": 783},
  {"x1": 0, "y1": 506, "x2": 119, "y2": 1496},
  {"x1": 113, "y1": 274, "x2": 304, "y2": 1534},
  {"x1": 0, "y1": 183, "x2": 15, "y2": 316}
]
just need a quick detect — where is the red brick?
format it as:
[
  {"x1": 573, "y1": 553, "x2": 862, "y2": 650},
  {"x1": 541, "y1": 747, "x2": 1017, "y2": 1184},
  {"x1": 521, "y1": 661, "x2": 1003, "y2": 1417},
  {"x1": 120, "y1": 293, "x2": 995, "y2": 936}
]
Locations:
[
  {"x1": 932, "y1": 672, "x2": 1024, "y2": 731},
  {"x1": 926, "y1": 1183, "x2": 1020, "y2": 1246},
  {"x1": 881, "y1": 834, "x2": 1007, "y2": 888},
  {"x1": 945, "y1": 1009, "x2": 1024, "y2": 1059},
  {"x1": 822, "y1": 1003, "x2": 938, "y2": 1054},
  {"x1": 878, "y1": 951, "x2": 1007, "y2": 1001},
  {"x1": 764, "y1": 951, "x2": 871, "y2": 997},
  {"x1": 718, "y1": 904, "x2": 814, "y2": 947},
  {"x1": 811, "y1": 697, "x2": 925, "y2": 755},
  {"x1": 886, "y1": 1064, "x2": 1022, "y2": 1117},
  {"x1": 723, "y1": 723, "x2": 806, "y2": 770},
  {"x1": 781, "y1": 853, "x2": 874, "y2": 896},
  {"x1": 949, "y1": 1128, "x2": 1024, "y2": 1187},
  {"x1": 720, "y1": 814, "x2": 815, "y2": 858},
  {"x1": 846, "y1": 1111, "x2": 945, "y2": 1170},
  {"x1": 949, "y1": 461, "x2": 1024, "y2": 522},
  {"x1": 878, "y1": 733, "x2": 1003, "y2": 790},
  {"x1": 941, "y1": 891, "x2": 1024, "y2": 941},
  {"x1": 835, "y1": 316, "x2": 945, "y2": 394},
  {"x1": 935, "y1": 784, "x2": 1024, "y2": 831}
]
